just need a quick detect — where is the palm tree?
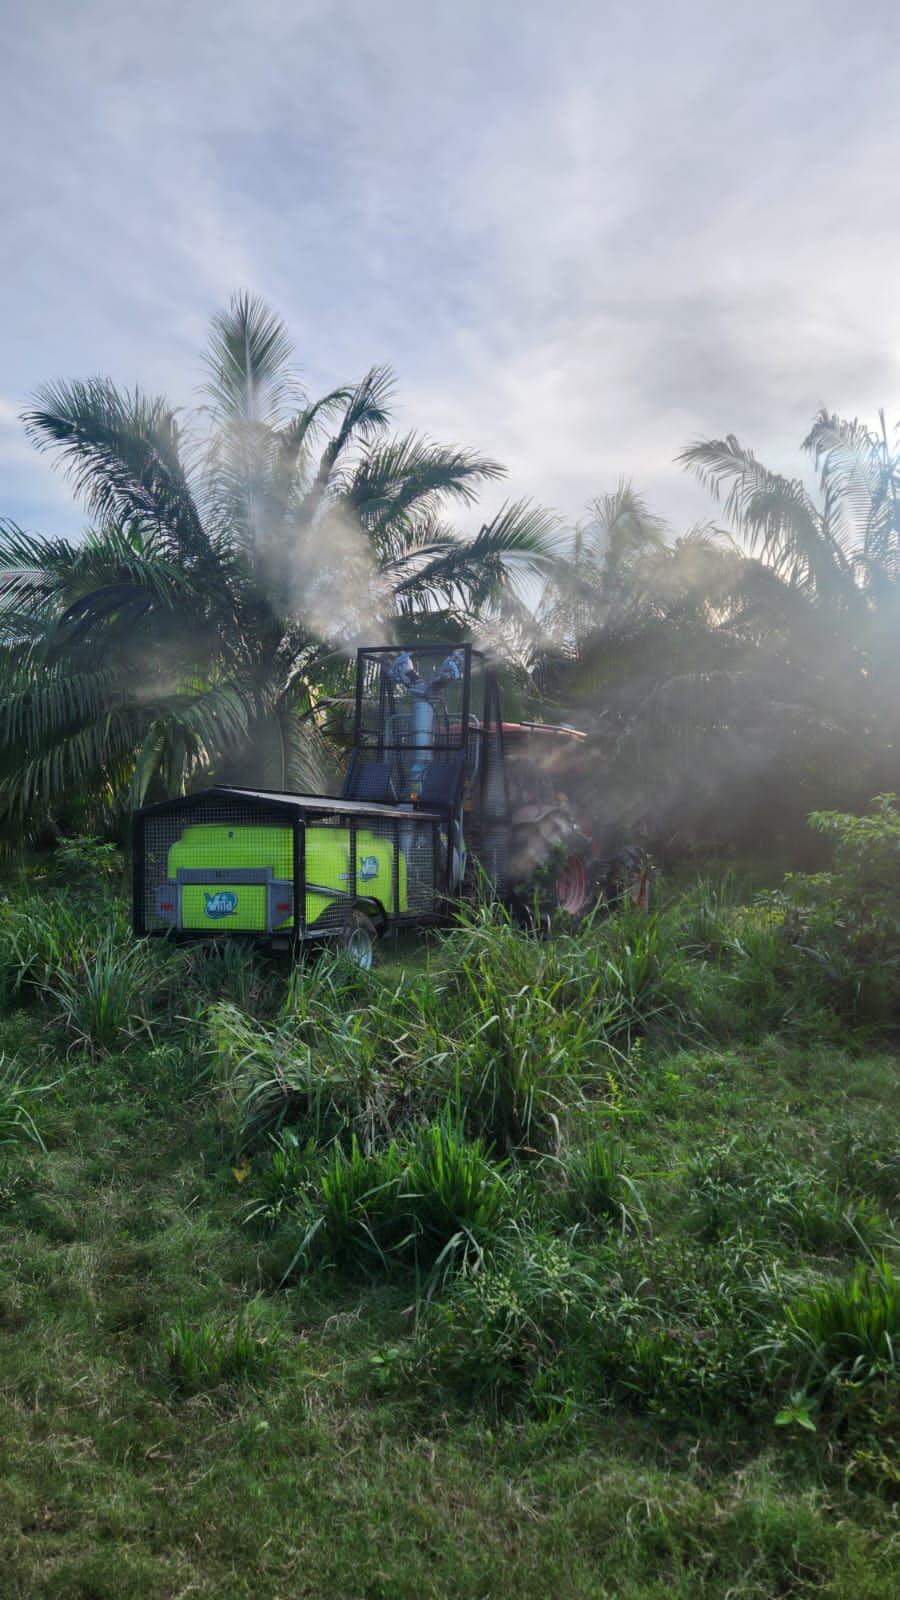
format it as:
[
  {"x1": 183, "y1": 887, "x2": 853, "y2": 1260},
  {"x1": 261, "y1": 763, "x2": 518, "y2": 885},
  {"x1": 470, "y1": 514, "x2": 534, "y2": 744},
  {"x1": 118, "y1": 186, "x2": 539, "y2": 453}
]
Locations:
[
  {"x1": 515, "y1": 460, "x2": 893, "y2": 859},
  {"x1": 680, "y1": 411, "x2": 900, "y2": 779},
  {"x1": 0, "y1": 295, "x2": 558, "y2": 832},
  {"x1": 680, "y1": 411, "x2": 900, "y2": 607}
]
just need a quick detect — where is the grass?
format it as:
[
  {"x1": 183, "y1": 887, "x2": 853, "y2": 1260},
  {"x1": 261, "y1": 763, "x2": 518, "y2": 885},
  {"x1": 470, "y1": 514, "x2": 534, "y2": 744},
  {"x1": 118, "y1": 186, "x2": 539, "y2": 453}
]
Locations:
[{"x1": 0, "y1": 838, "x2": 898, "y2": 1597}]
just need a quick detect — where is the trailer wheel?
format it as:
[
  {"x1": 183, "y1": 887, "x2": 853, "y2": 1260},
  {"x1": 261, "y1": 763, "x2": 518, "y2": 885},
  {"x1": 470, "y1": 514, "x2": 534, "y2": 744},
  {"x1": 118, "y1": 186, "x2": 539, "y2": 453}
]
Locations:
[{"x1": 339, "y1": 909, "x2": 379, "y2": 969}]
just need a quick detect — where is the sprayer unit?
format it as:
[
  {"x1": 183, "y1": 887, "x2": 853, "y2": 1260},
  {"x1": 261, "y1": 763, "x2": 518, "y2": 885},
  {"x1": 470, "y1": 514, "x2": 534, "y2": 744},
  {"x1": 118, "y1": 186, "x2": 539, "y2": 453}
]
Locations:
[{"x1": 132, "y1": 643, "x2": 649, "y2": 965}]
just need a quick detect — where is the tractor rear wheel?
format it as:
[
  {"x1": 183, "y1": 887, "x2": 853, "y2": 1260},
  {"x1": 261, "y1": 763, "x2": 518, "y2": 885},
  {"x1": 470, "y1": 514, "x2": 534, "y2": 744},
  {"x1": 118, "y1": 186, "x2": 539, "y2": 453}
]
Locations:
[
  {"x1": 554, "y1": 852, "x2": 591, "y2": 917},
  {"x1": 339, "y1": 910, "x2": 379, "y2": 969},
  {"x1": 606, "y1": 848, "x2": 654, "y2": 911}
]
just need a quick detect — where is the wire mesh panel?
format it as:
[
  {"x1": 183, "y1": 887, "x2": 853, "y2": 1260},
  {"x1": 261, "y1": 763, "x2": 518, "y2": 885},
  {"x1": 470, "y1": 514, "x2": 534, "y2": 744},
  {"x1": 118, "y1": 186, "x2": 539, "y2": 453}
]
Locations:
[
  {"x1": 137, "y1": 799, "x2": 296, "y2": 936},
  {"x1": 304, "y1": 811, "x2": 439, "y2": 931},
  {"x1": 352, "y1": 646, "x2": 475, "y2": 804}
]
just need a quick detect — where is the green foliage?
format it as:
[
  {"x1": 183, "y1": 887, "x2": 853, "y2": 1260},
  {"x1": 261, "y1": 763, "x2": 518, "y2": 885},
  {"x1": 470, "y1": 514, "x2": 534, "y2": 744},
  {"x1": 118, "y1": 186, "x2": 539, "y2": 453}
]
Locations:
[
  {"x1": 0, "y1": 889, "x2": 159, "y2": 1054},
  {"x1": 0, "y1": 295, "x2": 559, "y2": 832},
  {"x1": 683, "y1": 1136, "x2": 884, "y2": 1253},
  {"x1": 419, "y1": 1233, "x2": 600, "y2": 1414},
  {"x1": 274, "y1": 1119, "x2": 514, "y2": 1290},
  {"x1": 0, "y1": 1054, "x2": 50, "y2": 1151},
  {"x1": 779, "y1": 1256, "x2": 900, "y2": 1399},
  {"x1": 0, "y1": 890, "x2": 85, "y2": 1000},
  {"x1": 558, "y1": 1133, "x2": 646, "y2": 1235},
  {"x1": 612, "y1": 1239, "x2": 783, "y2": 1420},
  {"x1": 0, "y1": 859, "x2": 898, "y2": 1597},
  {"x1": 593, "y1": 908, "x2": 696, "y2": 1044},
  {"x1": 773, "y1": 795, "x2": 900, "y2": 1023},
  {"x1": 47, "y1": 834, "x2": 122, "y2": 891},
  {"x1": 404, "y1": 1116, "x2": 512, "y2": 1278},
  {"x1": 162, "y1": 1296, "x2": 283, "y2": 1394},
  {"x1": 209, "y1": 992, "x2": 385, "y2": 1151},
  {"x1": 41, "y1": 930, "x2": 155, "y2": 1056}
]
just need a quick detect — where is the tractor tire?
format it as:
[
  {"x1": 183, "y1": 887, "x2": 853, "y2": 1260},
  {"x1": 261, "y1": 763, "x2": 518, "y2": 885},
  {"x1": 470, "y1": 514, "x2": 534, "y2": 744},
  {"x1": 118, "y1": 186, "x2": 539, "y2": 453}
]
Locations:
[
  {"x1": 605, "y1": 848, "x2": 654, "y2": 912},
  {"x1": 338, "y1": 909, "x2": 379, "y2": 969},
  {"x1": 553, "y1": 850, "x2": 592, "y2": 917}
]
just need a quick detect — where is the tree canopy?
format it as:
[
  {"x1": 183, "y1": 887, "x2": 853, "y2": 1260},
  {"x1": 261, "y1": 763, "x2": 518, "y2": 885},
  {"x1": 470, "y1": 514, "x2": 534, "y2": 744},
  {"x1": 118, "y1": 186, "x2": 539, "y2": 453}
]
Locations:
[{"x1": 0, "y1": 294, "x2": 559, "y2": 832}]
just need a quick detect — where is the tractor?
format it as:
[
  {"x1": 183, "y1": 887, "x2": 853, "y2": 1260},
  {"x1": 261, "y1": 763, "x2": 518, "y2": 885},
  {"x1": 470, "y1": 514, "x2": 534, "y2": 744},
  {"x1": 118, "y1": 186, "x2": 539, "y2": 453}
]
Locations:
[{"x1": 132, "y1": 644, "x2": 650, "y2": 966}]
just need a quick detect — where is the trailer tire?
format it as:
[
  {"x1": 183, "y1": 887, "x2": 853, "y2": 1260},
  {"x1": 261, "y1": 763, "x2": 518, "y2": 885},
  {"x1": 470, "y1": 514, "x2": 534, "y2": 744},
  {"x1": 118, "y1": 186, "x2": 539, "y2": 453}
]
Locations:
[{"x1": 339, "y1": 909, "x2": 379, "y2": 970}]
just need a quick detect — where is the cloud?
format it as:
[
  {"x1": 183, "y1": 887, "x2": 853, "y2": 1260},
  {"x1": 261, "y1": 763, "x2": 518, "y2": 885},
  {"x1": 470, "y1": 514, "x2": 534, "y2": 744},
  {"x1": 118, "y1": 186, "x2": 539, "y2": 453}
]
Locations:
[{"x1": 3, "y1": 0, "x2": 900, "y2": 545}]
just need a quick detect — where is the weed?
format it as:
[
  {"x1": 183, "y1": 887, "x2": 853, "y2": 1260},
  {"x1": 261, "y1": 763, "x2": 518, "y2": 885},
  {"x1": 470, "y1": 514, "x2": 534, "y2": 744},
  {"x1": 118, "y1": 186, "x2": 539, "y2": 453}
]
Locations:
[
  {"x1": 404, "y1": 1116, "x2": 512, "y2": 1288},
  {"x1": 162, "y1": 1296, "x2": 283, "y2": 1394},
  {"x1": 777, "y1": 1255, "x2": 900, "y2": 1400},
  {"x1": 209, "y1": 1000, "x2": 384, "y2": 1150},
  {"x1": 683, "y1": 1136, "x2": 885, "y2": 1253},
  {"x1": 42, "y1": 930, "x2": 156, "y2": 1055},
  {"x1": 0, "y1": 892, "x2": 86, "y2": 999},
  {"x1": 275, "y1": 1119, "x2": 513, "y2": 1292},
  {"x1": 419, "y1": 1232, "x2": 602, "y2": 1414},
  {"x1": 558, "y1": 1134, "x2": 647, "y2": 1235},
  {"x1": 0, "y1": 1054, "x2": 52, "y2": 1151}
]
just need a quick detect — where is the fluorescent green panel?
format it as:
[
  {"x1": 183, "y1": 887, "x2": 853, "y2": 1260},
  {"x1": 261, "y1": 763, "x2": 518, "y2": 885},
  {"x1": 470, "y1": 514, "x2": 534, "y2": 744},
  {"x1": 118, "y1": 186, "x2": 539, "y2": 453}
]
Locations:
[
  {"x1": 180, "y1": 883, "x2": 268, "y2": 930},
  {"x1": 168, "y1": 825, "x2": 293, "y2": 878},
  {"x1": 164, "y1": 819, "x2": 406, "y2": 932},
  {"x1": 305, "y1": 827, "x2": 406, "y2": 921}
]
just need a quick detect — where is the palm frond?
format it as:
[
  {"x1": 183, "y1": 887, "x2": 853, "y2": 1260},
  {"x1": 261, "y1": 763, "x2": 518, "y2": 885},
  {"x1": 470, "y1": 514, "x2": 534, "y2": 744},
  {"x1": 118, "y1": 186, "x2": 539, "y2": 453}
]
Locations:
[
  {"x1": 274, "y1": 389, "x2": 356, "y2": 486},
  {"x1": 388, "y1": 500, "x2": 561, "y2": 617},
  {"x1": 298, "y1": 367, "x2": 397, "y2": 530},
  {"x1": 678, "y1": 434, "x2": 854, "y2": 600},
  {"x1": 0, "y1": 665, "x2": 123, "y2": 749},
  {"x1": 23, "y1": 381, "x2": 215, "y2": 573},
  {"x1": 0, "y1": 707, "x2": 146, "y2": 818},
  {"x1": 202, "y1": 292, "x2": 299, "y2": 427},
  {"x1": 348, "y1": 433, "x2": 506, "y2": 540}
]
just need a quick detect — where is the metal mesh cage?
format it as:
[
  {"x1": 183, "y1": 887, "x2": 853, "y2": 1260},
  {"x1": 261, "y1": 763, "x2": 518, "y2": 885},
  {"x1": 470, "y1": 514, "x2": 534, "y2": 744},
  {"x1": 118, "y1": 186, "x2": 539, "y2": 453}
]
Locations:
[
  {"x1": 136, "y1": 794, "x2": 441, "y2": 940},
  {"x1": 303, "y1": 811, "x2": 438, "y2": 931},
  {"x1": 352, "y1": 646, "x2": 483, "y2": 806},
  {"x1": 138, "y1": 799, "x2": 294, "y2": 935},
  {"x1": 472, "y1": 672, "x2": 509, "y2": 893}
]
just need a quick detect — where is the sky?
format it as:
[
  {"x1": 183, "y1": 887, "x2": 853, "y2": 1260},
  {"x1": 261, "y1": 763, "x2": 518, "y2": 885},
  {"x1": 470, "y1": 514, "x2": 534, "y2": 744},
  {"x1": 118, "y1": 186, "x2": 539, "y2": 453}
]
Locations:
[{"x1": 3, "y1": 0, "x2": 900, "y2": 544}]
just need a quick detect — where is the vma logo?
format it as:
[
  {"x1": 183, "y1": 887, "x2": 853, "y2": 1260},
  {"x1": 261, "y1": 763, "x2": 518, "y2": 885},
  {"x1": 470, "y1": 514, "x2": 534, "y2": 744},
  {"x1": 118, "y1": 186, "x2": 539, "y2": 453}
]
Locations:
[
  {"x1": 338, "y1": 856, "x2": 380, "y2": 885},
  {"x1": 204, "y1": 890, "x2": 238, "y2": 919}
]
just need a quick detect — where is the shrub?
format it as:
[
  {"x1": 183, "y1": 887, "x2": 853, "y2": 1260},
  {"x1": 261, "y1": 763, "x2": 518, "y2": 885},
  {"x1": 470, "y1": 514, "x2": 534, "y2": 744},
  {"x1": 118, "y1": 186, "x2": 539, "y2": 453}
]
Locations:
[{"x1": 773, "y1": 796, "x2": 900, "y2": 1024}]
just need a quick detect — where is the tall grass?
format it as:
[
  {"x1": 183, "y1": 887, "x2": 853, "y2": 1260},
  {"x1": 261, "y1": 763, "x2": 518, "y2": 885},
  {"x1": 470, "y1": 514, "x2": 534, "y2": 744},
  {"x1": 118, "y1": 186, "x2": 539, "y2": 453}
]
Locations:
[
  {"x1": 274, "y1": 1117, "x2": 514, "y2": 1291},
  {"x1": 778, "y1": 1255, "x2": 900, "y2": 1400},
  {"x1": 0, "y1": 1054, "x2": 52, "y2": 1151}
]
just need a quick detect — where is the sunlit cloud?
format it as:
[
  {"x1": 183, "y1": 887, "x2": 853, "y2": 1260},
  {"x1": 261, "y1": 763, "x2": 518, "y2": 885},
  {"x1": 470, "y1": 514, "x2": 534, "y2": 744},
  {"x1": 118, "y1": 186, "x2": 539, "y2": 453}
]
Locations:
[{"x1": 3, "y1": 0, "x2": 900, "y2": 545}]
